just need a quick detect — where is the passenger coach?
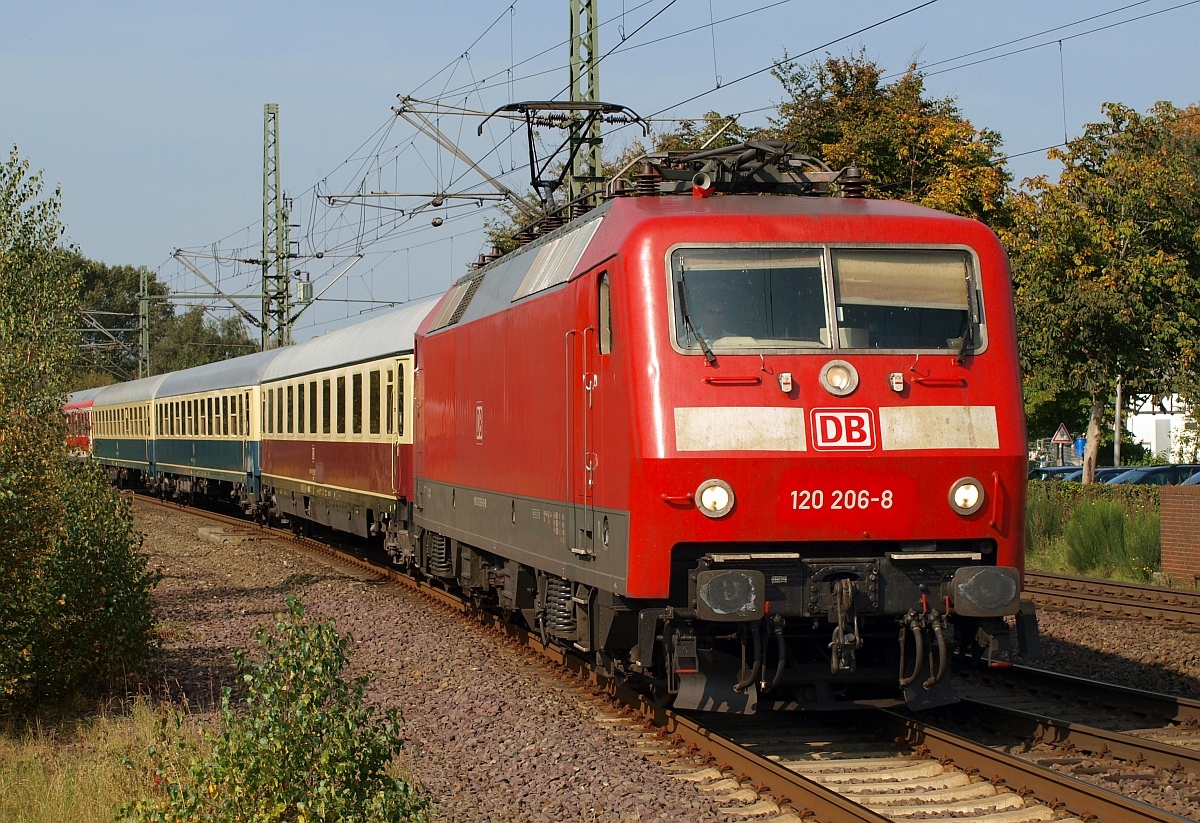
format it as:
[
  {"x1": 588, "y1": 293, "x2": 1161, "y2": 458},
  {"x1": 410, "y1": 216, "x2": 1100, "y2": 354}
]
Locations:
[{"x1": 258, "y1": 299, "x2": 435, "y2": 542}]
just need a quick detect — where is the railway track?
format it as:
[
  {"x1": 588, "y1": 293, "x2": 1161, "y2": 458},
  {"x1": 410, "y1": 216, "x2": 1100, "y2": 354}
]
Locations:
[
  {"x1": 135, "y1": 495, "x2": 1195, "y2": 823},
  {"x1": 1025, "y1": 572, "x2": 1200, "y2": 625}
]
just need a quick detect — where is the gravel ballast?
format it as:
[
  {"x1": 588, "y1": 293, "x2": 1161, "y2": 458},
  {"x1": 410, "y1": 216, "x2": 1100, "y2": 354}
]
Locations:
[{"x1": 137, "y1": 501, "x2": 1200, "y2": 821}]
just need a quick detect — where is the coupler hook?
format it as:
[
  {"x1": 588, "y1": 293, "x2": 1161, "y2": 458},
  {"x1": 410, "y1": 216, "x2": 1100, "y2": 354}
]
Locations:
[{"x1": 829, "y1": 578, "x2": 862, "y2": 674}]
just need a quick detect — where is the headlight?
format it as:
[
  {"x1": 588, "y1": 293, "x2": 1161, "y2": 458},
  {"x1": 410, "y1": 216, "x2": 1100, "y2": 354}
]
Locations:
[
  {"x1": 949, "y1": 477, "x2": 985, "y2": 515},
  {"x1": 696, "y1": 479, "x2": 735, "y2": 518},
  {"x1": 819, "y1": 360, "x2": 859, "y2": 396}
]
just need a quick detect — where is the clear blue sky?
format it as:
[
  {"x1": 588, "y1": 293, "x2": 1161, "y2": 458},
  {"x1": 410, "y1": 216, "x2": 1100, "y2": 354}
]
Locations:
[{"x1": 6, "y1": 0, "x2": 1199, "y2": 340}]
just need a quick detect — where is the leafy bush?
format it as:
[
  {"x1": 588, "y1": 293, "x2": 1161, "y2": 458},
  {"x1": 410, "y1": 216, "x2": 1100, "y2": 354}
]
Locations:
[
  {"x1": 1122, "y1": 510, "x2": 1161, "y2": 583},
  {"x1": 1065, "y1": 500, "x2": 1126, "y2": 576},
  {"x1": 123, "y1": 597, "x2": 429, "y2": 823},
  {"x1": 0, "y1": 148, "x2": 157, "y2": 709},
  {"x1": 1026, "y1": 481, "x2": 1163, "y2": 582},
  {"x1": 1062, "y1": 500, "x2": 1162, "y2": 583}
]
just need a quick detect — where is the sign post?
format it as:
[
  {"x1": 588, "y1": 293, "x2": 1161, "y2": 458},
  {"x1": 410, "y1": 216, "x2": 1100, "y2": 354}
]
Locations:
[{"x1": 1051, "y1": 423, "x2": 1072, "y2": 466}]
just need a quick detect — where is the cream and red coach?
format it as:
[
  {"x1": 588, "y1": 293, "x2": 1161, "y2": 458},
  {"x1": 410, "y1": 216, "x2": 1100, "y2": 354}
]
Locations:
[
  {"x1": 413, "y1": 147, "x2": 1037, "y2": 712},
  {"x1": 258, "y1": 300, "x2": 436, "y2": 540}
]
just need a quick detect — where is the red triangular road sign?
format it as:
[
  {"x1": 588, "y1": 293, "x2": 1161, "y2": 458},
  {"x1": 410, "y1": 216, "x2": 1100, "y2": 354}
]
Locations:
[{"x1": 1051, "y1": 423, "x2": 1072, "y2": 444}]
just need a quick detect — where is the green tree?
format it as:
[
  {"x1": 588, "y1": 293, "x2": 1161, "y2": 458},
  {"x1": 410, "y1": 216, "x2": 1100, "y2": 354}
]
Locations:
[
  {"x1": 70, "y1": 253, "x2": 172, "y2": 386},
  {"x1": 151, "y1": 306, "x2": 257, "y2": 373},
  {"x1": 0, "y1": 146, "x2": 157, "y2": 707},
  {"x1": 771, "y1": 51, "x2": 1010, "y2": 224},
  {"x1": 1005, "y1": 102, "x2": 1200, "y2": 481}
]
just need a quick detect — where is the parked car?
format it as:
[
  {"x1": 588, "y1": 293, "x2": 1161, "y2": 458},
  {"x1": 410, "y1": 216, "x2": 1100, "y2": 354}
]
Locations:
[
  {"x1": 1105, "y1": 464, "x2": 1200, "y2": 486},
  {"x1": 1028, "y1": 465, "x2": 1079, "y2": 481},
  {"x1": 1062, "y1": 466, "x2": 1133, "y2": 483}
]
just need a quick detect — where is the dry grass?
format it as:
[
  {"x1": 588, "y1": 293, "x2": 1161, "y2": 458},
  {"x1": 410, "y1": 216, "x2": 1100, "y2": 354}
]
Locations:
[{"x1": 0, "y1": 698, "x2": 208, "y2": 823}]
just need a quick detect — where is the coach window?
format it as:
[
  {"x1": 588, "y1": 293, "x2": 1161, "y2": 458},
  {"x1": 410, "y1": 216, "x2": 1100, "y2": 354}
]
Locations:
[
  {"x1": 598, "y1": 273, "x2": 612, "y2": 355},
  {"x1": 336, "y1": 376, "x2": 346, "y2": 435},
  {"x1": 286, "y1": 385, "x2": 294, "y2": 434},
  {"x1": 267, "y1": 389, "x2": 275, "y2": 435},
  {"x1": 352, "y1": 373, "x2": 363, "y2": 435},
  {"x1": 296, "y1": 383, "x2": 305, "y2": 434},
  {"x1": 385, "y1": 369, "x2": 394, "y2": 435},
  {"x1": 397, "y1": 363, "x2": 405, "y2": 436},
  {"x1": 274, "y1": 387, "x2": 283, "y2": 435},
  {"x1": 322, "y1": 379, "x2": 331, "y2": 435},
  {"x1": 208, "y1": 397, "x2": 215, "y2": 437},
  {"x1": 309, "y1": 381, "x2": 317, "y2": 434},
  {"x1": 368, "y1": 370, "x2": 381, "y2": 436}
]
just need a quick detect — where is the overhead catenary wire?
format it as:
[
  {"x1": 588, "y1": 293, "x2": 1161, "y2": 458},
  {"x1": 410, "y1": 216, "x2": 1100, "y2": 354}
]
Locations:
[{"x1": 166, "y1": 0, "x2": 1200, "y2": 342}]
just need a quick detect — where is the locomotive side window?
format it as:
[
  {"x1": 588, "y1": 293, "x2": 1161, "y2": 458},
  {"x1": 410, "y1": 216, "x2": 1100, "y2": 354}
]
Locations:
[
  {"x1": 598, "y1": 273, "x2": 612, "y2": 355},
  {"x1": 831, "y1": 249, "x2": 974, "y2": 351},
  {"x1": 671, "y1": 248, "x2": 829, "y2": 350}
]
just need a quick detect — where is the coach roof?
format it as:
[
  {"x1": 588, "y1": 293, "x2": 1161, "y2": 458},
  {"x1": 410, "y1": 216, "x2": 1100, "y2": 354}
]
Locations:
[
  {"x1": 93, "y1": 374, "x2": 170, "y2": 408},
  {"x1": 261, "y1": 297, "x2": 439, "y2": 383},
  {"x1": 157, "y1": 348, "x2": 287, "y2": 399}
]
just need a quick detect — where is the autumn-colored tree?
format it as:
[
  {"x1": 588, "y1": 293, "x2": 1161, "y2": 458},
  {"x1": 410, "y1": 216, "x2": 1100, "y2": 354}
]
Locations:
[
  {"x1": 0, "y1": 147, "x2": 156, "y2": 708},
  {"x1": 771, "y1": 51, "x2": 1010, "y2": 224},
  {"x1": 1004, "y1": 102, "x2": 1200, "y2": 482}
]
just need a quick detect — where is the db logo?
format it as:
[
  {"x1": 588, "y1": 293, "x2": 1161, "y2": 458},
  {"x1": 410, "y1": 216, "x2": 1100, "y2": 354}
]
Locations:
[{"x1": 810, "y1": 408, "x2": 876, "y2": 450}]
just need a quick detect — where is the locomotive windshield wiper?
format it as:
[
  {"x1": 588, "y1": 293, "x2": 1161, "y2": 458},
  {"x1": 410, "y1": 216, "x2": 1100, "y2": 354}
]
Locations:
[
  {"x1": 676, "y1": 276, "x2": 716, "y2": 365},
  {"x1": 955, "y1": 315, "x2": 974, "y2": 364}
]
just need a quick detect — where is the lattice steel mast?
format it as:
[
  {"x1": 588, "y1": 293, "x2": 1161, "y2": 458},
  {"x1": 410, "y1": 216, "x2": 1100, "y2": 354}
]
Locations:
[
  {"x1": 262, "y1": 103, "x2": 292, "y2": 348},
  {"x1": 568, "y1": 0, "x2": 601, "y2": 208}
]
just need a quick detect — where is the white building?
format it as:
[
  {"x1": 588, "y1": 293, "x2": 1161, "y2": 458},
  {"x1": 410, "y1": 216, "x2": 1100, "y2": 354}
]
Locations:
[{"x1": 1125, "y1": 395, "x2": 1197, "y2": 461}]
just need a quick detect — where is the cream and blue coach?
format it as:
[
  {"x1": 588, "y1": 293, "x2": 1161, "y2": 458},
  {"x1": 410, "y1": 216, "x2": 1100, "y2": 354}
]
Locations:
[
  {"x1": 152, "y1": 348, "x2": 285, "y2": 509},
  {"x1": 91, "y1": 375, "x2": 169, "y2": 483}
]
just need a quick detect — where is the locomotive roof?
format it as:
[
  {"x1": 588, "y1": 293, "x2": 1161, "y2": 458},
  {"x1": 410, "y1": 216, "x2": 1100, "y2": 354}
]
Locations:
[
  {"x1": 261, "y1": 297, "x2": 440, "y2": 382},
  {"x1": 427, "y1": 193, "x2": 987, "y2": 336},
  {"x1": 157, "y1": 347, "x2": 289, "y2": 399},
  {"x1": 93, "y1": 374, "x2": 170, "y2": 407}
]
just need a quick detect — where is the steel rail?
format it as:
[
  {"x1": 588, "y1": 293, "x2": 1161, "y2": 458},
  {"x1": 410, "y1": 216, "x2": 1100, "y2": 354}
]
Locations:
[
  {"x1": 135, "y1": 497, "x2": 1192, "y2": 821},
  {"x1": 996, "y1": 664, "x2": 1200, "y2": 725},
  {"x1": 877, "y1": 708, "x2": 1194, "y2": 823},
  {"x1": 132, "y1": 495, "x2": 886, "y2": 822},
  {"x1": 1025, "y1": 571, "x2": 1200, "y2": 624},
  {"x1": 952, "y1": 698, "x2": 1200, "y2": 775}
]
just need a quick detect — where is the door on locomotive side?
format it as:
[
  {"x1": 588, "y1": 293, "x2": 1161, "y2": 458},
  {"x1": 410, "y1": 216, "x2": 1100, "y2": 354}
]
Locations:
[{"x1": 566, "y1": 271, "x2": 598, "y2": 557}]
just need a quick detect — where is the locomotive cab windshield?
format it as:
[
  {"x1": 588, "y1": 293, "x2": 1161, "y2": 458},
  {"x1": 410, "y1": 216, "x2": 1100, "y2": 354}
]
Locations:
[{"x1": 671, "y1": 246, "x2": 983, "y2": 354}]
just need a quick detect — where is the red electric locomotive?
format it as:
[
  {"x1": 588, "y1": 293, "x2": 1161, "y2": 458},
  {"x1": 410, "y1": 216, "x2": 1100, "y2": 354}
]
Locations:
[{"x1": 410, "y1": 144, "x2": 1038, "y2": 712}]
